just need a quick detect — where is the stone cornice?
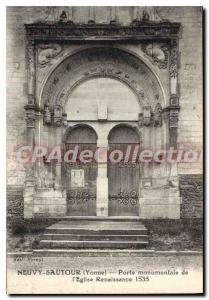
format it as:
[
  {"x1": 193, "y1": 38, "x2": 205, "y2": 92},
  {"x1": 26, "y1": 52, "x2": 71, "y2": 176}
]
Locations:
[{"x1": 25, "y1": 22, "x2": 181, "y2": 42}]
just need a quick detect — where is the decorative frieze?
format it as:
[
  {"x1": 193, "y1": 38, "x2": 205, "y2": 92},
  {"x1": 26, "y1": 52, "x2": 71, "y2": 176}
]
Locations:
[{"x1": 25, "y1": 23, "x2": 181, "y2": 41}]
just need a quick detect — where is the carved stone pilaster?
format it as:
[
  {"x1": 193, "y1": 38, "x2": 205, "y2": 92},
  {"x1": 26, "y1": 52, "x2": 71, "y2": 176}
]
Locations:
[
  {"x1": 88, "y1": 7, "x2": 95, "y2": 24},
  {"x1": 169, "y1": 40, "x2": 179, "y2": 78},
  {"x1": 24, "y1": 104, "x2": 36, "y2": 128},
  {"x1": 26, "y1": 40, "x2": 35, "y2": 105},
  {"x1": 169, "y1": 108, "x2": 179, "y2": 128},
  {"x1": 169, "y1": 106, "x2": 180, "y2": 148},
  {"x1": 110, "y1": 7, "x2": 118, "y2": 24},
  {"x1": 131, "y1": 7, "x2": 140, "y2": 25}
]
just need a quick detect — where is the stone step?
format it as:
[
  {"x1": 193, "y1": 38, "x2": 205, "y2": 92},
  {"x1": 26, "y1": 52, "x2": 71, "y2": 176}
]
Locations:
[
  {"x1": 45, "y1": 228, "x2": 147, "y2": 235},
  {"x1": 40, "y1": 240, "x2": 148, "y2": 249},
  {"x1": 41, "y1": 233, "x2": 148, "y2": 242},
  {"x1": 50, "y1": 220, "x2": 144, "y2": 228},
  {"x1": 37, "y1": 219, "x2": 149, "y2": 250},
  {"x1": 47, "y1": 221, "x2": 146, "y2": 229},
  {"x1": 44, "y1": 216, "x2": 142, "y2": 222}
]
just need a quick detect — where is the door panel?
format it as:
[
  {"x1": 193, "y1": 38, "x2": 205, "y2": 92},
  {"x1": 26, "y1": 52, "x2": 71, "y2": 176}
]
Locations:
[
  {"x1": 63, "y1": 126, "x2": 97, "y2": 216},
  {"x1": 108, "y1": 126, "x2": 140, "y2": 216}
]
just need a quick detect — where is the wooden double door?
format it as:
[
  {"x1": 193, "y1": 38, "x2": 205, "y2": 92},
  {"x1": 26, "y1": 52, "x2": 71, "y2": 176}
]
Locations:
[{"x1": 64, "y1": 125, "x2": 140, "y2": 216}]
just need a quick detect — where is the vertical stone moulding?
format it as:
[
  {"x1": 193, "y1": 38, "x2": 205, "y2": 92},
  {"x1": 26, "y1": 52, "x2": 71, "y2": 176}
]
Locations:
[
  {"x1": 24, "y1": 39, "x2": 36, "y2": 218},
  {"x1": 169, "y1": 40, "x2": 180, "y2": 150}
]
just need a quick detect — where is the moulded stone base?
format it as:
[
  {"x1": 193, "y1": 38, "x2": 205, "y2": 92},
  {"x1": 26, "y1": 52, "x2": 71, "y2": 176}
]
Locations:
[{"x1": 96, "y1": 177, "x2": 108, "y2": 217}]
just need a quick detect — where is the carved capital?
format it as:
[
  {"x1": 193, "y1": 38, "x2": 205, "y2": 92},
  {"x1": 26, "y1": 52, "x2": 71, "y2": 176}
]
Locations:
[
  {"x1": 170, "y1": 94, "x2": 179, "y2": 106},
  {"x1": 54, "y1": 104, "x2": 63, "y2": 126},
  {"x1": 143, "y1": 106, "x2": 152, "y2": 126},
  {"x1": 24, "y1": 104, "x2": 36, "y2": 128},
  {"x1": 154, "y1": 103, "x2": 163, "y2": 127},
  {"x1": 43, "y1": 105, "x2": 52, "y2": 125}
]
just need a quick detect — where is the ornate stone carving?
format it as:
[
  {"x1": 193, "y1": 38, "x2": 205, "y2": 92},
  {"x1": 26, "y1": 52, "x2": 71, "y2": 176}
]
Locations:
[
  {"x1": 143, "y1": 106, "x2": 152, "y2": 126},
  {"x1": 25, "y1": 23, "x2": 181, "y2": 41},
  {"x1": 26, "y1": 41, "x2": 35, "y2": 104},
  {"x1": 138, "y1": 114, "x2": 143, "y2": 127},
  {"x1": 69, "y1": 65, "x2": 149, "y2": 107},
  {"x1": 154, "y1": 103, "x2": 163, "y2": 127},
  {"x1": 142, "y1": 10, "x2": 150, "y2": 22},
  {"x1": 169, "y1": 109, "x2": 179, "y2": 128},
  {"x1": 131, "y1": 7, "x2": 140, "y2": 24},
  {"x1": 54, "y1": 104, "x2": 63, "y2": 126},
  {"x1": 169, "y1": 41, "x2": 179, "y2": 78},
  {"x1": 59, "y1": 10, "x2": 68, "y2": 22},
  {"x1": 25, "y1": 105, "x2": 36, "y2": 128},
  {"x1": 43, "y1": 105, "x2": 52, "y2": 125},
  {"x1": 142, "y1": 43, "x2": 169, "y2": 69},
  {"x1": 62, "y1": 113, "x2": 68, "y2": 126},
  {"x1": 31, "y1": 7, "x2": 164, "y2": 24},
  {"x1": 41, "y1": 47, "x2": 164, "y2": 112},
  {"x1": 37, "y1": 44, "x2": 62, "y2": 67},
  {"x1": 143, "y1": 7, "x2": 162, "y2": 21}
]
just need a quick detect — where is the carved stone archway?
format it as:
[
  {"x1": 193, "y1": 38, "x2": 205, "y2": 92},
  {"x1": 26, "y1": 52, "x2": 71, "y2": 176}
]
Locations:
[{"x1": 23, "y1": 20, "x2": 181, "y2": 218}]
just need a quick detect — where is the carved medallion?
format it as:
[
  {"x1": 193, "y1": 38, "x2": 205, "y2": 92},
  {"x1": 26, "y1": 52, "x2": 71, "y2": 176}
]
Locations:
[
  {"x1": 142, "y1": 43, "x2": 169, "y2": 69},
  {"x1": 37, "y1": 44, "x2": 62, "y2": 67}
]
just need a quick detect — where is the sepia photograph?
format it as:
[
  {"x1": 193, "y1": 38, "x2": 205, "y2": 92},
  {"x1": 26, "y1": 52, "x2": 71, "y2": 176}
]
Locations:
[{"x1": 6, "y1": 5, "x2": 203, "y2": 294}]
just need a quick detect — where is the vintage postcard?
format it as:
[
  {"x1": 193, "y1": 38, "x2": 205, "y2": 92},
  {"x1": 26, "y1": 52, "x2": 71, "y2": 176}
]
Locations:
[{"x1": 6, "y1": 6, "x2": 203, "y2": 294}]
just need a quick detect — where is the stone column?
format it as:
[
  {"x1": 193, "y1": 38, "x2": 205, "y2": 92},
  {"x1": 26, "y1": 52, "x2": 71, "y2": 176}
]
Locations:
[{"x1": 96, "y1": 138, "x2": 108, "y2": 217}]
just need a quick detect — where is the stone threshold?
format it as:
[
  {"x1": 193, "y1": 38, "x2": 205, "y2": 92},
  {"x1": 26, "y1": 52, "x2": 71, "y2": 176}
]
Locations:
[{"x1": 7, "y1": 250, "x2": 203, "y2": 257}]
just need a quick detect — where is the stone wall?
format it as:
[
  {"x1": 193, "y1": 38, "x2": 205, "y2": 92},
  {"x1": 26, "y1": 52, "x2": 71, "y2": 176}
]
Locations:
[
  {"x1": 7, "y1": 187, "x2": 24, "y2": 222},
  {"x1": 180, "y1": 174, "x2": 203, "y2": 218}
]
